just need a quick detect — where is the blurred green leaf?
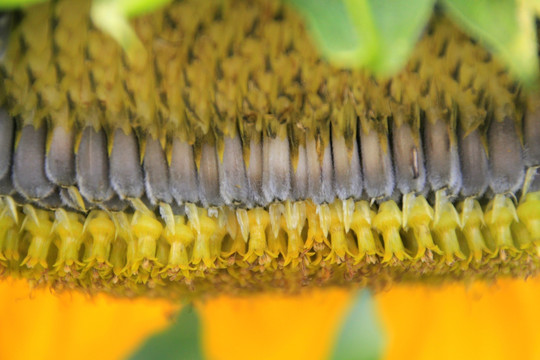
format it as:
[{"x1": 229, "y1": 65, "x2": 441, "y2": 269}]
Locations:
[
  {"x1": 91, "y1": 0, "x2": 143, "y2": 52},
  {"x1": 89, "y1": 0, "x2": 172, "y2": 54},
  {"x1": 529, "y1": 0, "x2": 540, "y2": 16},
  {"x1": 331, "y1": 291, "x2": 386, "y2": 360},
  {"x1": 0, "y1": 0, "x2": 171, "y2": 14},
  {"x1": 286, "y1": 0, "x2": 363, "y2": 66},
  {"x1": 442, "y1": 0, "x2": 539, "y2": 85},
  {"x1": 3, "y1": 0, "x2": 539, "y2": 84},
  {"x1": 345, "y1": 0, "x2": 435, "y2": 75},
  {"x1": 0, "y1": 0, "x2": 46, "y2": 8},
  {"x1": 1, "y1": 0, "x2": 172, "y2": 52},
  {"x1": 287, "y1": 0, "x2": 434, "y2": 76},
  {"x1": 129, "y1": 305, "x2": 203, "y2": 360},
  {"x1": 115, "y1": 0, "x2": 173, "y2": 17}
]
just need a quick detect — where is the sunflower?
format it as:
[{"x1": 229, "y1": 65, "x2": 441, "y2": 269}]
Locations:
[
  {"x1": 0, "y1": 0, "x2": 539, "y2": 358},
  {"x1": 1, "y1": 278, "x2": 540, "y2": 359}
]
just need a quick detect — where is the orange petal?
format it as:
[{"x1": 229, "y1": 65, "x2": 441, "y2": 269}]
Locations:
[
  {"x1": 0, "y1": 279, "x2": 178, "y2": 360},
  {"x1": 376, "y1": 278, "x2": 540, "y2": 360},
  {"x1": 198, "y1": 288, "x2": 354, "y2": 360}
]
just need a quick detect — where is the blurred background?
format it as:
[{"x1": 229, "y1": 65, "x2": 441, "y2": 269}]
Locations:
[{"x1": 1, "y1": 278, "x2": 540, "y2": 360}]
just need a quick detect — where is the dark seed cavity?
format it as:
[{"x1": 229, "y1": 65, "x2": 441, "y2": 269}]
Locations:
[
  {"x1": 76, "y1": 126, "x2": 114, "y2": 203},
  {"x1": 246, "y1": 137, "x2": 264, "y2": 206},
  {"x1": 218, "y1": 135, "x2": 250, "y2": 206},
  {"x1": 0, "y1": 102, "x2": 537, "y2": 212},
  {"x1": 110, "y1": 128, "x2": 144, "y2": 200},
  {"x1": 13, "y1": 124, "x2": 55, "y2": 200},
  {"x1": 332, "y1": 134, "x2": 363, "y2": 200},
  {"x1": 291, "y1": 143, "x2": 308, "y2": 201},
  {"x1": 46, "y1": 125, "x2": 75, "y2": 187},
  {"x1": 488, "y1": 116, "x2": 524, "y2": 194},
  {"x1": 262, "y1": 134, "x2": 291, "y2": 204},
  {"x1": 458, "y1": 127, "x2": 489, "y2": 197},
  {"x1": 0, "y1": 109, "x2": 14, "y2": 194},
  {"x1": 198, "y1": 141, "x2": 222, "y2": 207},
  {"x1": 423, "y1": 116, "x2": 461, "y2": 195},
  {"x1": 170, "y1": 138, "x2": 199, "y2": 205},
  {"x1": 359, "y1": 124, "x2": 394, "y2": 199},
  {"x1": 392, "y1": 122, "x2": 426, "y2": 195},
  {"x1": 143, "y1": 135, "x2": 172, "y2": 205}
]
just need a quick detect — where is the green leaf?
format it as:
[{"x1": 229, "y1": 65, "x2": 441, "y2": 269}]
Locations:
[
  {"x1": 331, "y1": 291, "x2": 386, "y2": 360},
  {"x1": 345, "y1": 0, "x2": 435, "y2": 75},
  {"x1": 286, "y1": 0, "x2": 364, "y2": 66},
  {"x1": 129, "y1": 306, "x2": 204, "y2": 360},
  {"x1": 116, "y1": 0, "x2": 173, "y2": 17},
  {"x1": 89, "y1": 0, "x2": 172, "y2": 56},
  {"x1": 442, "y1": 0, "x2": 539, "y2": 85},
  {"x1": 0, "y1": 0, "x2": 171, "y2": 14},
  {"x1": 529, "y1": 0, "x2": 540, "y2": 16},
  {"x1": 0, "y1": 0, "x2": 46, "y2": 8},
  {"x1": 91, "y1": 0, "x2": 143, "y2": 52},
  {"x1": 287, "y1": 0, "x2": 434, "y2": 76}
]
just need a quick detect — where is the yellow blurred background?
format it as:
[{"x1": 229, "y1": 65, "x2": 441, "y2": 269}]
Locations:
[{"x1": 0, "y1": 277, "x2": 538, "y2": 360}]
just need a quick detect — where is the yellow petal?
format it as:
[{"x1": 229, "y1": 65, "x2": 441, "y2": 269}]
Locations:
[
  {"x1": 0, "y1": 279, "x2": 178, "y2": 360},
  {"x1": 376, "y1": 278, "x2": 540, "y2": 360},
  {"x1": 198, "y1": 288, "x2": 354, "y2": 360}
]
